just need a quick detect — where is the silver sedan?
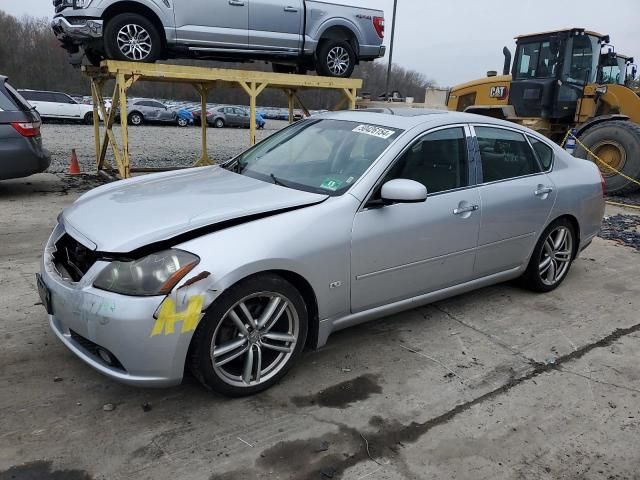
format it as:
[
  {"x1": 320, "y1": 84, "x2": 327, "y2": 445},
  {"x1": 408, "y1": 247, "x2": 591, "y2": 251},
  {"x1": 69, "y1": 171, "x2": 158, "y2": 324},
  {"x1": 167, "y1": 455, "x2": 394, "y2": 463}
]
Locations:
[{"x1": 38, "y1": 110, "x2": 605, "y2": 396}]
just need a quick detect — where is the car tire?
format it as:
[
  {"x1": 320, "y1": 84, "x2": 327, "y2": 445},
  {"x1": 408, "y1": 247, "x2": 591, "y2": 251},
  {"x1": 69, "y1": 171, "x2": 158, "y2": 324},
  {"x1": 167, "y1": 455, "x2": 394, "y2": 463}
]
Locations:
[
  {"x1": 128, "y1": 112, "x2": 143, "y2": 126},
  {"x1": 316, "y1": 40, "x2": 356, "y2": 78},
  {"x1": 189, "y1": 273, "x2": 308, "y2": 397},
  {"x1": 104, "y1": 13, "x2": 162, "y2": 63},
  {"x1": 575, "y1": 120, "x2": 640, "y2": 195},
  {"x1": 177, "y1": 117, "x2": 188, "y2": 127},
  {"x1": 83, "y1": 112, "x2": 94, "y2": 125},
  {"x1": 214, "y1": 118, "x2": 225, "y2": 128},
  {"x1": 521, "y1": 218, "x2": 577, "y2": 293}
]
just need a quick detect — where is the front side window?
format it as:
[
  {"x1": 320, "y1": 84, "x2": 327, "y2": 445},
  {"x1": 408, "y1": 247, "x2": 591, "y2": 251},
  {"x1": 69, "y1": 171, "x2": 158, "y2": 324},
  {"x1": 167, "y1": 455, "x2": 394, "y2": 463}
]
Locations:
[
  {"x1": 381, "y1": 127, "x2": 469, "y2": 195},
  {"x1": 528, "y1": 136, "x2": 554, "y2": 170},
  {"x1": 476, "y1": 127, "x2": 541, "y2": 183},
  {"x1": 235, "y1": 119, "x2": 403, "y2": 195},
  {"x1": 516, "y1": 42, "x2": 540, "y2": 79}
]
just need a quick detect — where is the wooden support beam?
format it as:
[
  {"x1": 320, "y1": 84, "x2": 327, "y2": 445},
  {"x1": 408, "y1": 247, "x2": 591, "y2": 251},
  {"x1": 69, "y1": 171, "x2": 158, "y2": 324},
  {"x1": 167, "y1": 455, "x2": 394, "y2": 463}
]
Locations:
[
  {"x1": 117, "y1": 72, "x2": 130, "y2": 178},
  {"x1": 90, "y1": 80, "x2": 102, "y2": 167},
  {"x1": 291, "y1": 91, "x2": 311, "y2": 118},
  {"x1": 286, "y1": 89, "x2": 295, "y2": 123},
  {"x1": 193, "y1": 84, "x2": 213, "y2": 167}
]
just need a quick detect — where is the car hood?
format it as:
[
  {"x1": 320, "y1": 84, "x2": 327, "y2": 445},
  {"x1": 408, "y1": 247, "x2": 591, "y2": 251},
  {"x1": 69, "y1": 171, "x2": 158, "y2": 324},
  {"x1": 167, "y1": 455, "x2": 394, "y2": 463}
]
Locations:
[{"x1": 61, "y1": 167, "x2": 328, "y2": 253}]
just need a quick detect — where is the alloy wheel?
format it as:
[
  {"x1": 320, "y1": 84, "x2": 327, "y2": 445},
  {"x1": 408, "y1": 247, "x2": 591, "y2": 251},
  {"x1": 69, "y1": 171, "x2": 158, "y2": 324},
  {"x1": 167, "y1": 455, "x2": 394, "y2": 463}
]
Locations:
[
  {"x1": 116, "y1": 24, "x2": 152, "y2": 61},
  {"x1": 326, "y1": 46, "x2": 350, "y2": 76},
  {"x1": 211, "y1": 292, "x2": 299, "y2": 388},
  {"x1": 538, "y1": 226, "x2": 573, "y2": 286}
]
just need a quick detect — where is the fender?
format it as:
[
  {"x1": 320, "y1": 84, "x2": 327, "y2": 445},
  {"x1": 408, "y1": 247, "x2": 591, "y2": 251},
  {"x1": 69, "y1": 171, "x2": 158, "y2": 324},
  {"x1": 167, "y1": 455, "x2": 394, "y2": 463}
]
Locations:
[{"x1": 575, "y1": 114, "x2": 630, "y2": 137}]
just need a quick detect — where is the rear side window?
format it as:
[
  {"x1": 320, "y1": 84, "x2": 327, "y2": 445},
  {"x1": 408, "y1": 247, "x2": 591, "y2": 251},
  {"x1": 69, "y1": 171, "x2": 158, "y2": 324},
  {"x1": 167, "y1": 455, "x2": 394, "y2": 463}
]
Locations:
[
  {"x1": 476, "y1": 126, "x2": 541, "y2": 183},
  {"x1": 528, "y1": 136, "x2": 554, "y2": 170},
  {"x1": 1, "y1": 83, "x2": 31, "y2": 112}
]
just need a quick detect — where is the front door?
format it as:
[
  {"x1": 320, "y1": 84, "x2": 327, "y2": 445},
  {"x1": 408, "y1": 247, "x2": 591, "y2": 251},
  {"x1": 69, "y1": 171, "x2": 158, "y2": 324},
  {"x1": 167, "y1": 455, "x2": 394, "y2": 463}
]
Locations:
[
  {"x1": 351, "y1": 126, "x2": 481, "y2": 313},
  {"x1": 174, "y1": 0, "x2": 249, "y2": 49},
  {"x1": 249, "y1": 0, "x2": 303, "y2": 52},
  {"x1": 472, "y1": 125, "x2": 556, "y2": 277}
]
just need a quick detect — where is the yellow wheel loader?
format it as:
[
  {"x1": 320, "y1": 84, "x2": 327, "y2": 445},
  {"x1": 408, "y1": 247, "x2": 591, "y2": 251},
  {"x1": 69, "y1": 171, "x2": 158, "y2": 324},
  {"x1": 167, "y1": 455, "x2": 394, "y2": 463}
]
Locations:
[{"x1": 447, "y1": 28, "x2": 640, "y2": 194}]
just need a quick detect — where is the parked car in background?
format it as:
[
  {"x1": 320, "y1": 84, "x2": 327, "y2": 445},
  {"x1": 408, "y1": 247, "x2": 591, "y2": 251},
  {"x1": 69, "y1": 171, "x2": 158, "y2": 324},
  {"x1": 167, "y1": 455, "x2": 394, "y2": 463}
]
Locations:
[
  {"x1": 18, "y1": 89, "x2": 96, "y2": 124},
  {"x1": 210, "y1": 106, "x2": 265, "y2": 129},
  {"x1": 1, "y1": 77, "x2": 50, "y2": 180},
  {"x1": 122, "y1": 99, "x2": 189, "y2": 127},
  {"x1": 51, "y1": 0, "x2": 386, "y2": 78},
  {"x1": 39, "y1": 109, "x2": 604, "y2": 396}
]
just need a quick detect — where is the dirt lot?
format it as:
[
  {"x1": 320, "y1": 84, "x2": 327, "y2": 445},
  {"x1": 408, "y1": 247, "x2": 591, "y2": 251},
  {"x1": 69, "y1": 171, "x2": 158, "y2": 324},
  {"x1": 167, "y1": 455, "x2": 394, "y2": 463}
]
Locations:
[
  {"x1": 42, "y1": 121, "x2": 287, "y2": 173},
  {"x1": 1, "y1": 173, "x2": 640, "y2": 480}
]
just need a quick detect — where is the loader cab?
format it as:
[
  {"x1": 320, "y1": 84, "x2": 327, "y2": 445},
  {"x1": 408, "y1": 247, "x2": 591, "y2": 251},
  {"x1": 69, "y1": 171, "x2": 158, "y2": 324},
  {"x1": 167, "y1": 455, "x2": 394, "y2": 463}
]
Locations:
[
  {"x1": 599, "y1": 52, "x2": 633, "y2": 85},
  {"x1": 509, "y1": 29, "x2": 607, "y2": 121}
]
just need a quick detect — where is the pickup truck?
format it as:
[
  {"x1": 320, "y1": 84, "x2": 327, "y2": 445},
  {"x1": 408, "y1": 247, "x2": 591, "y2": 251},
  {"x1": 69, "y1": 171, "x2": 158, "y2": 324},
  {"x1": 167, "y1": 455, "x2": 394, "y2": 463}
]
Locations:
[{"x1": 51, "y1": 0, "x2": 386, "y2": 78}]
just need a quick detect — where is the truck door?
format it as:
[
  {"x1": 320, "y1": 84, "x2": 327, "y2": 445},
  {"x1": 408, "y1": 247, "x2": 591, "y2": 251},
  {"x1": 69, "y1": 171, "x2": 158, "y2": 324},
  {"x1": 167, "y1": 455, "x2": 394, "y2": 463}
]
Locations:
[
  {"x1": 249, "y1": 0, "x2": 303, "y2": 52},
  {"x1": 174, "y1": 0, "x2": 249, "y2": 49}
]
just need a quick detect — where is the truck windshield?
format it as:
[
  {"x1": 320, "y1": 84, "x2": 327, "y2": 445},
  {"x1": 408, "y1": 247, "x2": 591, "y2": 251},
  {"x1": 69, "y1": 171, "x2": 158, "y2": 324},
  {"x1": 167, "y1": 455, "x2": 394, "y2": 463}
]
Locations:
[{"x1": 234, "y1": 119, "x2": 403, "y2": 195}]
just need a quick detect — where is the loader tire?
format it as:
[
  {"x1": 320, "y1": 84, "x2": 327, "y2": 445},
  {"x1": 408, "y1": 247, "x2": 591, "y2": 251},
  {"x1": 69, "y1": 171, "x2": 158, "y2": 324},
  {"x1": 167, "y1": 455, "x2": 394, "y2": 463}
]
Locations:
[{"x1": 575, "y1": 120, "x2": 640, "y2": 195}]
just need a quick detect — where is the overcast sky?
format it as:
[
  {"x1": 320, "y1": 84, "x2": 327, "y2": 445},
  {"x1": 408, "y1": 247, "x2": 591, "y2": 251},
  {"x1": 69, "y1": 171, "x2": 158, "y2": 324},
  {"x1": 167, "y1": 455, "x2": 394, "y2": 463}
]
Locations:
[{"x1": 2, "y1": 0, "x2": 638, "y2": 86}]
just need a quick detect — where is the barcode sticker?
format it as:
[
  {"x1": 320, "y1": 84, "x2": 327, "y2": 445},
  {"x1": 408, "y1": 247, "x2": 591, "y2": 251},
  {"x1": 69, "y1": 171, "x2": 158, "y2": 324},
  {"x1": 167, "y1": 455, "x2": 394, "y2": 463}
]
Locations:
[{"x1": 352, "y1": 124, "x2": 396, "y2": 139}]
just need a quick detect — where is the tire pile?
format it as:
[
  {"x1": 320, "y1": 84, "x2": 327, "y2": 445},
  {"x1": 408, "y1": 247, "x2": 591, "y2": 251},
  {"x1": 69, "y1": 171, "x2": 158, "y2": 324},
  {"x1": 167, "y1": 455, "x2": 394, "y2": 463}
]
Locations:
[{"x1": 599, "y1": 214, "x2": 640, "y2": 251}]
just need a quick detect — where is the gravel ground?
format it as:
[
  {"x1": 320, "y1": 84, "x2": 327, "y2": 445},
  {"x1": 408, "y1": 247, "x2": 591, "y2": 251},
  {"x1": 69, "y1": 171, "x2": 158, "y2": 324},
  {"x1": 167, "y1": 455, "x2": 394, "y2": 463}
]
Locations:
[
  {"x1": 600, "y1": 214, "x2": 640, "y2": 251},
  {"x1": 41, "y1": 120, "x2": 288, "y2": 173}
]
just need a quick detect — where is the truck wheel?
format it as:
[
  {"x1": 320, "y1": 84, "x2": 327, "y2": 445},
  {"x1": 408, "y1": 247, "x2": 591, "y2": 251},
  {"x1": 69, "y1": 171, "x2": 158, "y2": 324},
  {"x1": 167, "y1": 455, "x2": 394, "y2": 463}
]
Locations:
[
  {"x1": 316, "y1": 40, "x2": 356, "y2": 78},
  {"x1": 104, "y1": 13, "x2": 161, "y2": 63},
  {"x1": 575, "y1": 120, "x2": 640, "y2": 195}
]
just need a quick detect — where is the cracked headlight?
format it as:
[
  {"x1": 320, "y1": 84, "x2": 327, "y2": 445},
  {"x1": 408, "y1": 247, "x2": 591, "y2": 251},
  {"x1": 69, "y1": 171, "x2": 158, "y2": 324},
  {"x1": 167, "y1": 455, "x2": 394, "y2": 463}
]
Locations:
[{"x1": 94, "y1": 249, "x2": 200, "y2": 296}]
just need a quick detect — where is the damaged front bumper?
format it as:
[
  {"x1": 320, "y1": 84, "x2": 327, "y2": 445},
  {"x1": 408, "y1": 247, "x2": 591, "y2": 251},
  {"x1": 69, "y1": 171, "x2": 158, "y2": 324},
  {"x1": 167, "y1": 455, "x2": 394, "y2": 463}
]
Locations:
[
  {"x1": 51, "y1": 15, "x2": 104, "y2": 43},
  {"x1": 39, "y1": 223, "x2": 205, "y2": 387}
]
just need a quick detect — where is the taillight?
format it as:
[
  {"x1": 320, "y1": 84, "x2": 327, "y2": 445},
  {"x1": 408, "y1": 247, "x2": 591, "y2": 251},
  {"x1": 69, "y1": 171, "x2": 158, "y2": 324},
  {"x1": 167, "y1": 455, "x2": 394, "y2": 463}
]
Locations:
[
  {"x1": 11, "y1": 121, "x2": 41, "y2": 137},
  {"x1": 373, "y1": 16, "x2": 384, "y2": 39}
]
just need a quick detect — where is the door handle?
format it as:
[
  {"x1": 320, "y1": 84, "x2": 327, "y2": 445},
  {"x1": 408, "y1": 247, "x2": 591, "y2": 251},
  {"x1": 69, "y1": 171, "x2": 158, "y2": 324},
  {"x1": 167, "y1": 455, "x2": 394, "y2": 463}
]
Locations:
[
  {"x1": 229, "y1": 0, "x2": 245, "y2": 5},
  {"x1": 534, "y1": 186, "x2": 553, "y2": 196},
  {"x1": 453, "y1": 204, "x2": 479, "y2": 215},
  {"x1": 284, "y1": 6, "x2": 299, "y2": 12}
]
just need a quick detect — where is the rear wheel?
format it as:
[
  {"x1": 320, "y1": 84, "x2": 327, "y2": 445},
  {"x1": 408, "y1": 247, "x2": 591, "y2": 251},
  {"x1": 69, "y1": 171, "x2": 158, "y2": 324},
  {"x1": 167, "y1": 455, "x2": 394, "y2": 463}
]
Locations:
[
  {"x1": 104, "y1": 13, "x2": 162, "y2": 63},
  {"x1": 213, "y1": 118, "x2": 225, "y2": 128},
  {"x1": 521, "y1": 218, "x2": 576, "y2": 293},
  {"x1": 177, "y1": 117, "x2": 189, "y2": 127},
  {"x1": 575, "y1": 120, "x2": 640, "y2": 194},
  {"x1": 189, "y1": 274, "x2": 308, "y2": 396},
  {"x1": 316, "y1": 40, "x2": 356, "y2": 78}
]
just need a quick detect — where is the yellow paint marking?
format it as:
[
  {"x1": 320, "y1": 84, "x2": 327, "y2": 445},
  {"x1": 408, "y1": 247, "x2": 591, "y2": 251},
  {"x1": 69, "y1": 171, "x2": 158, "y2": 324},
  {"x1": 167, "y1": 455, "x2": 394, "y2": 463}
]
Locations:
[{"x1": 151, "y1": 295, "x2": 204, "y2": 337}]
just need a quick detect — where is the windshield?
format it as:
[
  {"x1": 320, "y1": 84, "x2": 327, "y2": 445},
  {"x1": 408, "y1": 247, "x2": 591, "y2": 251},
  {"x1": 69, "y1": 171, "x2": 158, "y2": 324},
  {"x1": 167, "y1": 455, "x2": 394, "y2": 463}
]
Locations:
[{"x1": 233, "y1": 119, "x2": 404, "y2": 195}]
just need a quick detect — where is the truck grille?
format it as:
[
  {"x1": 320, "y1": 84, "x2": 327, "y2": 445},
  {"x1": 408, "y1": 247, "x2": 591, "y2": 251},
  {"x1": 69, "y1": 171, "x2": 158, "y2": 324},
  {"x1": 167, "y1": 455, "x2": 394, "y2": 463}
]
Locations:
[{"x1": 53, "y1": 234, "x2": 98, "y2": 282}]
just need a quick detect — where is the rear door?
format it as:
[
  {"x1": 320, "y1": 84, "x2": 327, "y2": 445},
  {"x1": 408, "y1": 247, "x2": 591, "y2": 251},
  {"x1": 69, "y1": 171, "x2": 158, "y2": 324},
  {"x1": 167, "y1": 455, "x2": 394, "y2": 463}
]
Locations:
[
  {"x1": 472, "y1": 125, "x2": 556, "y2": 277},
  {"x1": 21, "y1": 91, "x2": 51, "y2": 117},
  {"x1": 173, "y1": 0, "x2": 249, "y2": 49},
  {"x1": 249, "y1": 0, "x2": 303, "y2": 52}
]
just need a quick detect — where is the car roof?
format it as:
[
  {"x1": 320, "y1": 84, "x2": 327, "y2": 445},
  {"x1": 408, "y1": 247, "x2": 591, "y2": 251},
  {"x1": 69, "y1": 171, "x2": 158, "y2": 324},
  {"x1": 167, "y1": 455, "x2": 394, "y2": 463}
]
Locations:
[
  {"x1": 318, "y1": 109, "x2": 515, "y2": 131},
  {"x1": 17, "y1": 89, "x2": 66, "y2": 95}
]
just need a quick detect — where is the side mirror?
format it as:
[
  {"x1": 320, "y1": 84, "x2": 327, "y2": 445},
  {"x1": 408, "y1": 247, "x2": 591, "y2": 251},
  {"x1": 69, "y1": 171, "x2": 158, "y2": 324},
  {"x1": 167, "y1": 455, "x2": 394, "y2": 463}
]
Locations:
[{"x1": 380, "y1": 179, "x2": 427, "y2": 204}]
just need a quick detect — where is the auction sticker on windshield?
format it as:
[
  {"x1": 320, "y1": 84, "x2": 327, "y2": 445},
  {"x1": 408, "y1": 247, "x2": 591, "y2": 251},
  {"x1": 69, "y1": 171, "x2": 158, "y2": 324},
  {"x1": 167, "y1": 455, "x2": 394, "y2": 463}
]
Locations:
[
  {"x1": 352, "y1": 124, "x2": 396, "y2": 139},
  {"x1": 320, "y1": 178, "x2": 343, "y2": 191}
]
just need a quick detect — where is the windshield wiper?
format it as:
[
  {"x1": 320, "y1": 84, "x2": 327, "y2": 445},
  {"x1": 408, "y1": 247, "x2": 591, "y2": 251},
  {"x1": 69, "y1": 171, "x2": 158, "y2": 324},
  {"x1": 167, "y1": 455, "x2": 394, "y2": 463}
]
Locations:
[{"x1": 270, "y1": 173, "x2": 294, "y2": 189}]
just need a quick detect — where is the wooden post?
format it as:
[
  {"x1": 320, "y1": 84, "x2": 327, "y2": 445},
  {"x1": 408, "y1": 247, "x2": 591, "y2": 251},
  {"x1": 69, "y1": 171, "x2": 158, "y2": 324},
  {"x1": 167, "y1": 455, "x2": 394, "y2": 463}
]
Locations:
[
  {"x1": 288, "y1": 89, "x2": 295, "y2": 123},
  {"x1": 90, "y1": 79, "x2": 101, "y2": 167},
  {"x1": 249, "y1": 82, "x2": 257, "y2": 146},
  {"x1": 193, "y1": 84, "x2": 212, "y2": 166},
  {"x1": 117, "y1": 73, "x2": 130, "y2": 178}
]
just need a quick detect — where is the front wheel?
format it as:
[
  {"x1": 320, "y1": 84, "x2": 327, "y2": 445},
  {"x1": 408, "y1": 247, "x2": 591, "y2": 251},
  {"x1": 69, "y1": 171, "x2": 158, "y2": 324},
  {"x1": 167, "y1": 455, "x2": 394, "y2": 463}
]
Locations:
[
  {"x1": 177, "y1": 117, "x2": 189, "y2": 127},
  {"x1": 83, "y1": 112, "x2": 94, "y2": 125},
  {"x1": 521, "y1": 218, "x2": 576, "y2": 293},
  {"x1": 104, "y1": 13, "x2": 162, "y2": 63},
  {"x1": 316, "y1": 40, "x2": 356, "y2": 78},
  {"x1": 189, "y1": 274, "x2": 308, "y2": 396},
  {"x1": 213, "y1": 118, "x2": 225, "y2": 129}
]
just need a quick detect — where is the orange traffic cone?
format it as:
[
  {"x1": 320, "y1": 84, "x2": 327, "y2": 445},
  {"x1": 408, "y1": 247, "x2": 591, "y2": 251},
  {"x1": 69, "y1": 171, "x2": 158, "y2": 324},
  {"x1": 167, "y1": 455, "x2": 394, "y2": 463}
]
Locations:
[{"x1": 69, "y1": 149, "x2": 81, "y2": 175}]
